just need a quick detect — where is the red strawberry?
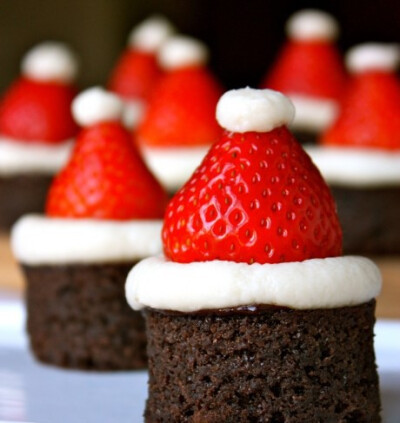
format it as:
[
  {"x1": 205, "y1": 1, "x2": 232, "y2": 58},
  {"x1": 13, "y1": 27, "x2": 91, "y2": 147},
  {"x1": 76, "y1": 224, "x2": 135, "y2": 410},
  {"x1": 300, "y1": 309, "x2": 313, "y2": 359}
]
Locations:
[
  {"x1": 108, "y1": 50, "x2": 163, "y2": 101},
  {"x1": 321, "y1": 71, "x2": 400, "y2": 150},
  {"x1": 46, "y1": 122, "x2": 168, "y2": 219},
  {"x1": 162, "y1": 126, "x2": 342, "y2": 264},
  {"x1": 0, "y1": 78, "x2": 79, "y2": 143},
  {"x1": 262, "y1": 40, "x2": 347, "y2": 100},
  {"x1": 137, "y1": 67, "x2": 223, "y2": 147}
]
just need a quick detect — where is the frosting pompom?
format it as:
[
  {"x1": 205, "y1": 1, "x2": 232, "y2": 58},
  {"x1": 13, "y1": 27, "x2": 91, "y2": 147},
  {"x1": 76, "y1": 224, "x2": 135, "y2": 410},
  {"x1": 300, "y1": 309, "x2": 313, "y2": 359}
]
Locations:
[
  {"x1": 158, "y1": 36, "x2": 209, "y2": 70},
  {"x1": 286, "y1": 9, "x2": 339, "y2": 41},
  {"x1": 128, "y1": 15, "x2": 175, "y2": 52},
  {"x1": 72, "y1": 87, "x2": 123, "y2": 127},
  {"x1": 346, "y1": 43, "x2": 400, "y2": 73},
  {"x1": 216, "y1": 88, "x2": 295, "y2": 133},
  {"x1": 21, "y1": 42, "x2": 78, "y2": 83}
]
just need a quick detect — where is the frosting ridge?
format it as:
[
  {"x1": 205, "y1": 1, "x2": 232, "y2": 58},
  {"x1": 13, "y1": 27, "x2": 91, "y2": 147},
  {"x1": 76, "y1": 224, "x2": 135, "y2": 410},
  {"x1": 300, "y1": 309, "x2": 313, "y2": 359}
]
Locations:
[
  {"x1": 140, "y1": 145, "x2": 209, "y2": 191},
  {"x1": 0, "y1": 137, "x2": 73, "y2": 175},
  {"x1": 126, "y1": 255, "x2": 381, "y2": 311},
  {"x1": 12, "y1": 215, "x2": 163, "y2": 264},
  {"x1": 306, "y1": 146, "x2": 400, "y2": 186},
  {"x1": 289, "y1": 94, "x2": 338, "y2": 131}
]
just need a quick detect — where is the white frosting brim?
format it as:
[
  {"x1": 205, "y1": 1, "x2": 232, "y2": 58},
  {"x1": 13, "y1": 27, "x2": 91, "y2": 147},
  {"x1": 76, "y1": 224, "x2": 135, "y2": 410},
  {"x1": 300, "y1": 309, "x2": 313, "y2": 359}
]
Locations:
[
  {"x1": 306, "y1": 146, "x2": 400, "y2": 187},
  {"x1": 0, "y1": 137, "x2": 73, "y2": 176},
  {"x1": 140, "y1": 145, "x2": 209, "y2": 191},
  {"x1": 11, "y1": 215, "x2": 163, "y2": 265},
  {"x1": 126, "y1": 255, "x2": 381, "y2": 311},
  {"x1": 289, "y1": 95, "x2": 338, "y2": 132}
]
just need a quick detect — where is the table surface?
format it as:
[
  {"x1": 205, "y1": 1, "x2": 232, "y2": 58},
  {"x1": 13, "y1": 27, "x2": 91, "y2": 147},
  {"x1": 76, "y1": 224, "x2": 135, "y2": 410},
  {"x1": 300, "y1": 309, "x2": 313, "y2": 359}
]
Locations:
[{"x1": 1, "y1": 233, "x2": 399, "y2": 318}]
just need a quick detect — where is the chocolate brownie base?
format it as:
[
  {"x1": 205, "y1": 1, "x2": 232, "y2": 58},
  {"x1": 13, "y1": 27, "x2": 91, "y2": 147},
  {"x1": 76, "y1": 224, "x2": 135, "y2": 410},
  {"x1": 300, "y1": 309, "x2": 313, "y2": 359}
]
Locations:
[
  {"x1": 145, "y1": 301, "x2": 380, "y2": 422},
  {"x1": 0, "y1": 173, "x2": 53, "y2": 230},
  {"x1": 331, "y1": 185, "x2": 400, "y2": 255},
  {"x1": 23, "y1": 262, "x2": 146, "y2": 370},
  {"x1": 292, "y1": 129, "x2": 318, "y2": 145}
]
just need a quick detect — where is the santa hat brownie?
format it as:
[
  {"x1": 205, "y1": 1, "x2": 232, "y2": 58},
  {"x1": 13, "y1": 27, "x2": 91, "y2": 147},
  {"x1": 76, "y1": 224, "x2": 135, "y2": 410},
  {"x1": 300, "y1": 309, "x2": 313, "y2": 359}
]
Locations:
[
  {"x1": 261, "y1": 10, "x2": 347, "y2": 142},
  {"x1": 307, "y1": 44, "x2": 400, "y2": 254},
  {"x1": 321, "y1": 43, "x2": 400, "y2": 150},
  {"x1": 12, "y1": 87, "x2": 168, "y2": 370},
  {"x1": 0, "y1": 42, "x2": 79, "y2": 229},
  {"x1": 0, "y1": 42, "x2": 79, "y2": 143},
  {"x1": 108, "y1": 16, "x2": 175, "y2": 128},
  {"x1": 136, "y1": 35, "x2": 223, "y2": 192},
  {"x1": 162, "y1": 88, "x2": 342, "y2": 264},
  {"x1": 47, "y1": 87, "x2": 168, "y2": 219},
  {"x1": 127, "y1": 89, "x2": 382, "y2": 422},
  {"x1": 138, "y1": 35, "x2": 222, "y2": 148}
]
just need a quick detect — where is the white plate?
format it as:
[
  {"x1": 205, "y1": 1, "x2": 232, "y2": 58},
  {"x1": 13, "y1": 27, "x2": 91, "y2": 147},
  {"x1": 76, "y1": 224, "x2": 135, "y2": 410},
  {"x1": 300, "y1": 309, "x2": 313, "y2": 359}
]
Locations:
[{"x1": 0, "y1": 295, "x2": 399, "y2": 423}]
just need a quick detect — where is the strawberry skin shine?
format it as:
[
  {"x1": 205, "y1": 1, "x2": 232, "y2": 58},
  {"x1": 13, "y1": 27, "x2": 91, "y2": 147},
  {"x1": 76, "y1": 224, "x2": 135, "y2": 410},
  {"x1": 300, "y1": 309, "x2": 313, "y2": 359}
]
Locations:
[
  {"x1": 163, "y1": 126, "x2": 342, "y2": 264},
  {"x1": 46, "y1": 122, "x2": 168, "y2": 219}
]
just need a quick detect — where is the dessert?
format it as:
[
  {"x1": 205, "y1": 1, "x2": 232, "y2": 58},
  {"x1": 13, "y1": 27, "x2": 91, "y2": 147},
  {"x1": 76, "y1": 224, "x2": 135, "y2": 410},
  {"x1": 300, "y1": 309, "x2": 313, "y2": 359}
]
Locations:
[
  {"x1": 126, "y1": 88, "x2": 381, "y2": 421},
  {"x1": 308, "y1": 43, "x2": 400, "y2": 254},
  {"x1": 108, "y1": 15, "x2": 175, "y2": 129},
  {"x1": 136, "y1": 35, "x2": 223, "y2": 193},
  {"x1": 0, "y1": 42, "x2": 79, "y2": 229},
  {"x1": 261, "y1": 10, "x2": 347, "y2": 144},
  {"x1": 12, "y1": 87, "x2": 168, "y2": 370}
]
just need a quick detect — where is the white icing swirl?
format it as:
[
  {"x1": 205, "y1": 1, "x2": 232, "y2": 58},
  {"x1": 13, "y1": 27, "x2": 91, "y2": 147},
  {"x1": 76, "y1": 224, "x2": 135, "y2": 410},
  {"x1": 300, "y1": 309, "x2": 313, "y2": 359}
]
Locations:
[
  {"x1": 306, "y1": 146, "x2": 400, "y2": 187},
  {"x1": 125, "y1": 255, "x2": 381, "y2": 311},
  {"x1": 11, "y1": 215, "x2": 163, "y2": 265},
  {"x1": 216, "y1": 88, "x2": 295, "y2": 133},
  {"x1": 289, "y1": 94, "x2": 338, "y2": 132},
  {"x1": 128, "y1": 15, "x2": 175, "y2": 52},
  {"x1": 0, "y1": 137, "x2": 73, "y2": 176},
  {"x1": 72, "y1": 87, "x2": 123, "y2": 127},
  {"x1": 286, "y1": 9, "x2": 339, "y2": 41},
  {"x1": 140, "y1": 145, "x2": 209, "y2": 192},
  {"x1": 21, "y1": 42, "x2": 78, "y2": 83},
  {"x1": 346, "y1": 43, "x2": 400, "y2": 74},
  {"x1": 158, "y1": 36, "x2": 208, "y2": 70}
]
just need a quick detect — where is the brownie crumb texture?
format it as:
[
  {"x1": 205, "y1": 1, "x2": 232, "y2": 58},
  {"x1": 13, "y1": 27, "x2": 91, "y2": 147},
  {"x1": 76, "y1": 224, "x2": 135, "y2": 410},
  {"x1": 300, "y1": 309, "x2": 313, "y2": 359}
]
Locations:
[
  {"x1": 332, "y1": 186, "x2": 400, "y2": 255},
  {"x1": 24, "y1": 263, "x2": 147, "y2": 370},
  {"x1": 0, "y1": 174, "x2": 53, "y2": 230},
  {"x1": 145, "y1": 302, "x2": 380, "y2": 423},
  {"x1": 292, "y1": 129, "x2": 318, "y2": 145}
]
